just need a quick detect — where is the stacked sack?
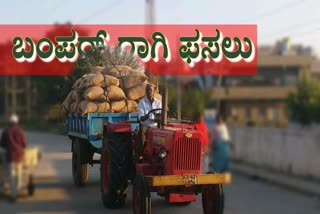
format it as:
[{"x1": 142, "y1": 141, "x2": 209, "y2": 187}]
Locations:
[{"x1": 62, "y1": 65, "x2": 161, "y2": 116}]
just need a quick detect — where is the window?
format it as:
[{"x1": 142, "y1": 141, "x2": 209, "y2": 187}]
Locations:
[
  {"x1": 259, "y1": 106, "x2": 266, "y2": 119},
  {"x1": 284, "y1": 74, "x2": 298, "y2": 85},
  {"x1": 272, "y1": 108, "x2": 279, "y2": 120},
  {"x1": 267, "y1": 107, "x2": 279, "y2": 121},
  {"x1": 231, "y1": 107, "x2": 237, "y2": 116}
]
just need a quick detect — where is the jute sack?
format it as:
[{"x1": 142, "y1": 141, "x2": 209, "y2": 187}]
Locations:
[
  {"x1": 82, "y1": 73, "x2": 104, "y2": 88},
  {"x1": 118, "y1": 100, "x2": 139, "y2": 113},
  {"x1": 125, "y1": 82, "x2": 147, "y2": 100},
  {"x1": 81, "y1": 73, "x2": 120, "y2": 88},
  {"x1": 70, "y1": 89, "x2": 81, "y2": 102},
  {"x1": 99, "y1": 75, "x2": 120, "y2": 88},
  {"x1": 106, "y1": 85, "x2": 126, "y2": 101},
  {"x1": 91, "y1": 66, "x2": 105, "y2": 73},
  {"x1": 110, "y1": 100, "x2": 126, "y2": 112},
  {"x1": 61, "y1": 92, "x2": 72, "y2": 115},
  {"x1": 70, "y1": 101, "x2": 80, "y2": 113},
  {"x1": 78, "y1": 100, "x2": 111, "y2": 115},
  {"x1": 103, "y1": 65, "x2": 132, "y2": 78},
  {"x1": 77, "y1": 74, "x2": 88, "y2": 89},
  {"x1": 119, "y1": 70, "x2": 147, "y2": 90},
  {"x1": 72, "y1": 78, "x2": 83, "y2": 89},
  {"x1": 83, "y1": 86, "x2": 107, "y2": 102}
]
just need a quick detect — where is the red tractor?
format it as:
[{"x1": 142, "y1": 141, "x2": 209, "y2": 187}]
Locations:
[{"x1": 100, "y1": 87, "x2": 231, "y2": 214}]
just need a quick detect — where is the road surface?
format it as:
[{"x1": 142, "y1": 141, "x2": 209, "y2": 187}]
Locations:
[{"x1": 0, "y1": 131, "x2": 319, "y2": 214}]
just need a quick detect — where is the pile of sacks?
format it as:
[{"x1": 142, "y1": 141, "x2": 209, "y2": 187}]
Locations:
[{"x1": 62, "y1": 65, "x2": 161, "y2": 116}]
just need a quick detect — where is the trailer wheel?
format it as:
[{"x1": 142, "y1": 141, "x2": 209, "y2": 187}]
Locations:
[
  {"x1": 100, "y1": 132, "x2": 131, "y2": 209},
  {"x1": 202, "y1": 172, "x2": 224, "y2": 214},
  {"x1": 72, "y1": 138, "x2": 89, "y2": 187},
  {"x1": 132, "y1": 174, "x2": 151, "y2": 214}
]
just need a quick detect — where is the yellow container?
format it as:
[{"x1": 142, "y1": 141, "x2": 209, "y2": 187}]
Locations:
[{"x1": 23, "y1": 147, "x2": 39, "y2": 168}]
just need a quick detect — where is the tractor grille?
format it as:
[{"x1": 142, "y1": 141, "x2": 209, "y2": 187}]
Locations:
[{"x1": 173, "y1": 137, "x2": 202, "y2": 171}]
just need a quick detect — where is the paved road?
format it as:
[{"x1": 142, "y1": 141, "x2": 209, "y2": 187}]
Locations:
[{"x1": 1, "y1": 131, "x2": 319, "y2": 214}]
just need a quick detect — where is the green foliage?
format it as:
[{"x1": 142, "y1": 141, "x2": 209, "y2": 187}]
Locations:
[
  {"x1": 167, "y1": 84, "x2": 178, "y2": 118},
  {"x1": 246, "y1": 120, "x2": 257, "y2": 127},
  {"x1": 286, "y1": 72, "x2": 320, "y2": 126},
  {"x1": 31, "y1": 59, "x2": 90, "y2": 105},
  {"x1": 181, "y1": 88, "x2": 210, "y2": 118},
  {"x1": 166, "y1": 80, "x2": 212, "y2": 120}
]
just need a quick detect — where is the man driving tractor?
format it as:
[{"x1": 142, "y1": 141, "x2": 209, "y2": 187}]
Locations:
[
  {"x1": 138, "y1": 83, "x2": 162, "y2": 126},
  {"x1": 138, "y1": 83, "x2": 162, "y2": 143}
]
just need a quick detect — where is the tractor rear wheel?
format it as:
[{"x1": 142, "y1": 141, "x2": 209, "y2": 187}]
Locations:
[
  {"x1": 202, "y1": 172, "x2": 224, "y2": 214},
  {"x1": 72, "y1": 138, "x2": 89, "y2": 187},
  {"x1": 132, "y1": 174, "x2": 151, "y2": 214},
  {"x1": 100, "y1": 132, "x2": 131, "y2": 209}
]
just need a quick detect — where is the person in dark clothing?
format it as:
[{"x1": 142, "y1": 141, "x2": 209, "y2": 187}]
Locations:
[{"x1": 0, "y1": 114, "x2": 27, "y2": 202}]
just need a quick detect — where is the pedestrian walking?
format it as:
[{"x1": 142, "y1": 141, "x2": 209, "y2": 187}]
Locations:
[
  {"x1": 210, "y1": 114, "x2": 231, "y2": 173},
  {"x1": 0, "y1": 114, "x2": 27, "y2": 202}
]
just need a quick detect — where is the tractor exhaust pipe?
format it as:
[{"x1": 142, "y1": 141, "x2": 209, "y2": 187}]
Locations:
[{"x1": 161, "y1": 77, "x2": 168, "y2": 128}]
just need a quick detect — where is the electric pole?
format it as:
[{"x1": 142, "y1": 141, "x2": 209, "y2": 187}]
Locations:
[
  {"x1": 145, "y1": 0, "x2": 155, "y2": 24},
  {"x1": 145, "y1": 0, "x2": 159, "y2": 90}
]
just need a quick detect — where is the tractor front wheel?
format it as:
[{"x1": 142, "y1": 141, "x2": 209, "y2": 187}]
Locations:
[
  {"x1": 202, "y1": 172, "x2": 224, "y2": 214},
  {"x1": 132, "y1": 174, "x2": 151, "y2": 214},
  {"x1": 202, "y1": 173, "x2": 224, "y2": 214},
  {"x1": 100, "y1": 148, "x2": 126, "y2": 209},
  {"x1": 100, "y1": 131, "x2": 131, "y2": 209}
]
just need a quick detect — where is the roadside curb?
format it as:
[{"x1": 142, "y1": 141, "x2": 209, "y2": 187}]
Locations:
[{"x1": 230, "y1": 162, "x2": 320, "y2": 198}]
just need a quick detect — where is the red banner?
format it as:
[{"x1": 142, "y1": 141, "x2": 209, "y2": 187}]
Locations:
[{"x1": 0, "y1": 24, "x2": 257, "y2": 75}]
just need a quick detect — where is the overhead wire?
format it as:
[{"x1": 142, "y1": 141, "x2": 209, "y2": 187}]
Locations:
[{"x1": 241, "y1": 0, "x2": 307, "y2": 23}]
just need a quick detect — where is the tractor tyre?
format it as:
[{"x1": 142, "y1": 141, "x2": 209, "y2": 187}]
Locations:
[
  {"x1": 202, "y1": 172, "x2": 224, "y2": 214},
  {"x1": 72, "y1": 138, "x2": 89, "y2": 187},
  {"x1": 100, "y1": 132, "x2": 131, "y2": 209},
  {"x1": 132, "y1": 174, "x2": 151, "y2": 214}
]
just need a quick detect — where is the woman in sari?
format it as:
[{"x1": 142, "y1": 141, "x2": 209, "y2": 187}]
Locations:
[{"x1": 210, "y1": 114, "x2": 231, "y2": 173}]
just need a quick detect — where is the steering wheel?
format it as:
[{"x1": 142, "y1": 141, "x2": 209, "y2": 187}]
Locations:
[{"x1": 146, "y1": 108, "x2": 162, "y2": 123}]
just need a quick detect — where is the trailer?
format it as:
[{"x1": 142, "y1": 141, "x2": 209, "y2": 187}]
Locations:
[{"x1": 66, "y1": 112, "x2": 139, "y2": 186}]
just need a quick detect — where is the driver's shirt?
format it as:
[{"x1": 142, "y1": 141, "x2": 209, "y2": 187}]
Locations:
[{"x1": 138, "y1": 96, "x2": 162, "y2": 127}]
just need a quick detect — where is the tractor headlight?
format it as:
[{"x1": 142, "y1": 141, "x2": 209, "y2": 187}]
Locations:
[{"x1": 158, "y1": 149, "x2": 167, "y2": 159}]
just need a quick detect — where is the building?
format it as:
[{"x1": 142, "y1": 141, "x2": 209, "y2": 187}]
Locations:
[
  {"x1": 213, "y1": 39, "x2": 315, "y2": 128},
  {"x1": 311, "y1": 60, "x2": 320, "y2": 80}
]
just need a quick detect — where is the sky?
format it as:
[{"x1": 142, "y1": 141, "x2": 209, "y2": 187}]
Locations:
[{"x1": 0, "y1": 0, "x2": 319, "y2": 56}]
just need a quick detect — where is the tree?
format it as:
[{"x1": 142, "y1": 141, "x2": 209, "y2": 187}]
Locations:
[
  {"x1": 166, "y1": 79, "x2": 211, "y2": 120},
  {"x1": 286, "y1": 72, "x2": 320, "y2": 126}
]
